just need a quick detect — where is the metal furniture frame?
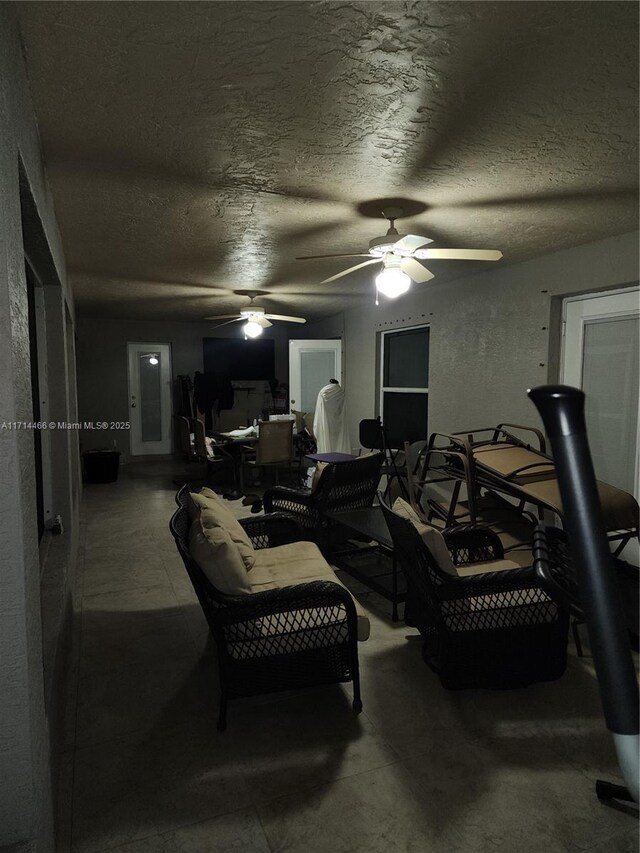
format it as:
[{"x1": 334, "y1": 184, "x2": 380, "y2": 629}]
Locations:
[
  {"x1": 326, "y1": 506, "x2": 406, "y2": 622},
  {"x1": 413, "y1": 424, "x2": 638, "y2": 555}
]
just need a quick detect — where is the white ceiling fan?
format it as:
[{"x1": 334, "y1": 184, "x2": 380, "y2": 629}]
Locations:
[
  {"x1": 204, "y1": 292, "x2": 306, "y2": 338},
  {"x1": 296, "y1": 207, "x2": 503, "y2": 298}
]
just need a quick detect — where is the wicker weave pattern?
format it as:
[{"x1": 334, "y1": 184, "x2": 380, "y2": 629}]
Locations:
[
  {"x1": 169, "y1": 485, "x2": 362, "y2": 728},
  {"x1": 264, "y1": 453, "x2": 384, "y2": 547},
  {"x1": 443, "y1": 525, "x2": 504, "y2": 565},
  {"x1": 380, "y1": 498, "x2": 568, "y2": 689}
]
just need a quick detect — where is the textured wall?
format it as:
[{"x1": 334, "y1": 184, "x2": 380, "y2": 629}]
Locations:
[
  {"x1": 75, "y1": 317, "x2": 290, "y2": 455},
  {"x1": 0, "y1": 5, "x2": 76, "y2": 851},
  {"x1": 304, "y1": 231, "x2": 640, "y2": 450}
]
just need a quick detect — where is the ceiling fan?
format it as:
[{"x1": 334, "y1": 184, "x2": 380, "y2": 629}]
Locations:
[
  {"x1": 204, "y1": 292, "x2": 306, "y2": 338},
  {"x1": 296, "y1": 207, "x2": 503, "y2": 299}
]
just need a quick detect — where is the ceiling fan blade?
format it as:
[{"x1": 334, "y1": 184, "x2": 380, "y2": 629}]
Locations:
[
  {"x1": 400, "y1": 258, "x2": 435, "y2": 283},
  {"x1": 296, "y1": 253, "x2": 372, "y2": 260},
  {"x1": 321, "y1": 258, "x2": 380, "y2": 284},
  {"x1": 255, "y1": 316, "x2": 273, "y2": 328},
  {"x1": 264, "y1": 314, "x2": 306, "y2": 324},
  {"x1": 205, "y1": 318, "x2": 242, "y2": 329},
  {"x1": 203, "y1": 314, "x2": 241, "y2": 321},
  {"x1": 418, "y1": 248, "x2": 503, "y2": 261},
  {"x1": 393, "y1": 234, "x2": 433, "y2": 253}
]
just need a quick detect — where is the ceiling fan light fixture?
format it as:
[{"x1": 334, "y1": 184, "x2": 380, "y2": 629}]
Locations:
[
  {"x1": 243, "y1": 320, "x2": 263, "y2": 338},
  {"x1": 376, "y1": 267, "x2": 411, "y2": 298}
]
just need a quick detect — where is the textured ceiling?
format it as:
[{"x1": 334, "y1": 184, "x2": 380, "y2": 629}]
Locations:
[{"x1": 17, "y1": 1, "x2": 639, "y2": 322}]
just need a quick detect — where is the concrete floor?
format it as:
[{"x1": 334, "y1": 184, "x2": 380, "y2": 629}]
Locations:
[{"x1": 57, "y1": 460, "x2": 638, "y2": 852}]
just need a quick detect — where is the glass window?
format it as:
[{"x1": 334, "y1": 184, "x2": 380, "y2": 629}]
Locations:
[
  {"x1": 139, "y1": 353, "x2": 163, "y2": 442},
  {"x1": 380, "y1": 325, "x2": 429, "y2": 448},
  {"x1": 383, "y1": 327, "x2": 429, "y2": 388}
]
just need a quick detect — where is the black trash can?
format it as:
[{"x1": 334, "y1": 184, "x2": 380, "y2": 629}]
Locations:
[{"x1": 83, "y1": 449, "x2": 121, "y2": 483}]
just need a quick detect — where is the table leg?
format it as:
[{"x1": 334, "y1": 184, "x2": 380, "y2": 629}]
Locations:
[{"x1": 392, "y1": 553, "x2": 399, "y2": 622}]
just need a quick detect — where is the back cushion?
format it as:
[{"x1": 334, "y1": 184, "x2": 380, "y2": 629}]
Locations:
[
  {"x1": 291, "y1": 409, "x2": 307, "y2": 433},
  {"x1": 190, "y1": 488, "x2": 255, "y2": 570},
  {"x1": 311, "y1": 461, "x2": 329, "y2": 492},
  {"x1": 189, "y1": 516, "x2": 252, "y2": 595},
  {"x1": 392, "y1": 498, "x2": 458, "y2": 576}
]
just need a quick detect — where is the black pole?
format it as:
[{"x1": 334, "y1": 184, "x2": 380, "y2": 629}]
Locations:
[{"x1": 528, "y1": 385, "x2": 638, "y2": 738}]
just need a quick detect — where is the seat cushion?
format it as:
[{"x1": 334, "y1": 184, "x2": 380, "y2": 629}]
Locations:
[
  {"x1": 456, "y1": 558, "x2": 523, "y2": 577},
  {"x1": 250, "y1": 541, "x2": 333, "y2": 586},
  {"x1": 189, "y1": 516, "x2": 252, "y2": 595},
  {"x1": 190, "y1": 487, "x2": 256, "y2": 569},
  {"x1": 392, "y1": 497, "x2": 458, "y2": 576},
  {"x1": 250, "y1": 541, "x2": 370, "y2": 641}
]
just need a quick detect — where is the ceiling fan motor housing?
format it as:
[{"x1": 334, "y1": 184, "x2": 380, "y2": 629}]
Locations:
[{"x1": 369, "y1": 226, "x2": 400, "y2": 256}]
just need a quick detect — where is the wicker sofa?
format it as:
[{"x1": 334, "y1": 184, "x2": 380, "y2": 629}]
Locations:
[{"x1": 170, "y1": 485, "x2": 369, "y2": 729}]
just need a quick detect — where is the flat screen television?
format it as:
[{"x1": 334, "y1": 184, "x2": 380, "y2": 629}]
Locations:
[{"x1": 203, "y1": 337, "x2": 276, "y2": 380}]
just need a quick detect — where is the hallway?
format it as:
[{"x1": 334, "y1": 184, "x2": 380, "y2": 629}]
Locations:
[{"x1": 58, "y1": 461, "x2": 637, "y2": 852}]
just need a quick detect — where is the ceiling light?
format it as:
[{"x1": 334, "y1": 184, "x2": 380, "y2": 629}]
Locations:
[
  {"x1": 148, "y1": 356, "x2": 159, "y2": 365},
  {"x1": 243, "y1": 320, "x2": 263, "y2": 338},
  {"x1": 375, "y1": 267, "x2": 411, "y2": 298}
]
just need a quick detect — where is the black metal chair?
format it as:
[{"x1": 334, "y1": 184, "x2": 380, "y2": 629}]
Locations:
[
  {"x1": 379, "y1": 495, "x2": 569, "y2": 689},
  {"x1": 263, "y1": 452, "x2": 385, "y2": 552},
  {"x1": 238, "y1": 419, "x2": 295, "y2": 490},
  {"x1": 193, "y1": 419, "x2": 233, "y2": 482},
  {"x1": 175, "y1": 415, "x2": 196, "y2": 462},
  {"x1": 170, "y1": 485, "x2": 362, "y2": 730},
  {"x1": 359, "y1": 417, "x2": 408, "y2": 501}
]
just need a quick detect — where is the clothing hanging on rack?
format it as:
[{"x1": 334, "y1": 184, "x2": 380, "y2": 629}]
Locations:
[
  {"x1": 176, "y1": 375, "x2": 193, "y2": 419},
  {"x1": 194, "y1": 371, "x2": 235, "y2": 429}
]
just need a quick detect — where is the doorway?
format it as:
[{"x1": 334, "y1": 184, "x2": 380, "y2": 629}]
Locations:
[
  {"x1": 561, "y1": 287, "x2": 639, "y2": 557},
  {"x1": 289, "y1": 339, "x2": 342, "y2": 414},
  {"x1": 127, "y1": 342, "x2": 172, "y2": 456}
]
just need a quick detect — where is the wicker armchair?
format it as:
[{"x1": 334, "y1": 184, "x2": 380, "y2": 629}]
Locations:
[
  {"x1": 379, "y1": 497, "x2": 569, "y2": 689},
  {"x1": 263, "y1": 451, "x2": 385, "y2": 551},
  {"x1": 170, "y1": 486, "x2": 362, "y2": 730}
]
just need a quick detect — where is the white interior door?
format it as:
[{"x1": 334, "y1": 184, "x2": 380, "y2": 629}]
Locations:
[
  {"x1": 127, "y1": 343, "x2": 172, "y2": 456},
  {"x1": 562, "y1": 287, "x2": 639, "y2": 559},
  {"x1": 289, "y1": 339, "x2": 342, "y2": 414}
]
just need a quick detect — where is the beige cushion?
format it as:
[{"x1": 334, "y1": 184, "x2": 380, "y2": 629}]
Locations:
[
  {"x1": 303, "y1": 412, "x2": 315, "y2": 435},
  {"x1": 311, "y1": 461, "x2": 328, "y2": 492},
  {"x1": 249, "y1": 541, "x2": 370, "y2": 641},
  {"x1": 291, "y1": 409, "x2": 307, "y2": 432},
  {"x1": 189, "y1": 516, "x2": 252, "y2": 595},
  {"x1": 190, "y1": 488, "x2": 255, "y2": 570},
  {"x1": 393, "y1": 497, "x2": 458, "y2": 576},
  {"x1": 456, "y1": 558, "x2": 522, "y2": 577}
]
